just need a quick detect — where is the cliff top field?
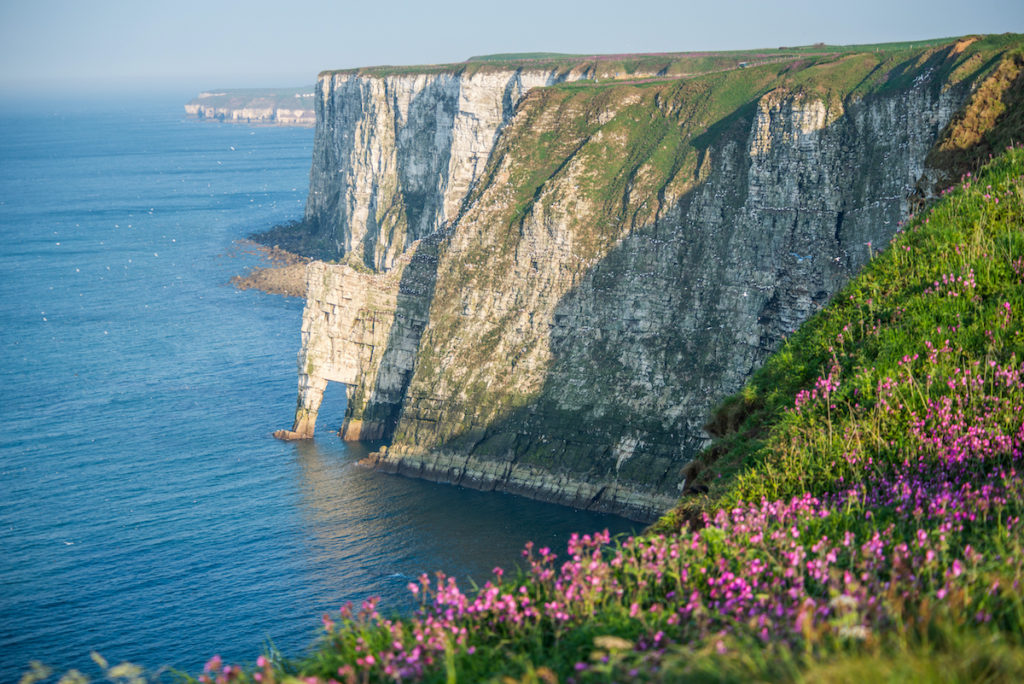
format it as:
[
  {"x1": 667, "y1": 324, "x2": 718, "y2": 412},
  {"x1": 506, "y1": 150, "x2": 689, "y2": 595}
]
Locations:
[
  {"x1": 186, "y1": 87, "x2": 314, "y2": 109},
  {"x1": 318, "y1": 36, "x2": 966, "y2": 81},
  {"x1": 178, "y1": 136, "x2": 1024, "y2": 684}
]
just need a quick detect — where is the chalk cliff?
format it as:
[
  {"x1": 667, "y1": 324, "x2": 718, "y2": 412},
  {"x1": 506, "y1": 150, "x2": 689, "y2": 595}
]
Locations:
[
  {"x1": 297, "y1": 52, "x2": 801, "y2": 266},
  {"x1": 302, "y1": 66, "x2": 598, "y2": 268},
  {"x1": 279, "y1": 38, "x2": 1023, "y2": 520}
]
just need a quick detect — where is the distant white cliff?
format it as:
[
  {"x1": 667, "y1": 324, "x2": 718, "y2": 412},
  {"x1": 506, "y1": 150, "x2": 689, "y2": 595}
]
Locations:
[{"x1": 184, "y1": 87, "x2": 315, "y2": 126}]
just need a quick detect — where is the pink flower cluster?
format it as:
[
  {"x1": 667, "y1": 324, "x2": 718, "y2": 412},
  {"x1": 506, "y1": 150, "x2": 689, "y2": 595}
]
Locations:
[
  {"x1": 288, "y1": 342, "x2": 1022, "y2": 681},
  {"x1": 923, "y1": 268, "x2": 976, "y2": 298},
  {"x1": 205, "y1": 333, "x2": 1024, "y2": 683},
  {"x1": 794, "y1": 364, "x2": 842, "y2": 413}
]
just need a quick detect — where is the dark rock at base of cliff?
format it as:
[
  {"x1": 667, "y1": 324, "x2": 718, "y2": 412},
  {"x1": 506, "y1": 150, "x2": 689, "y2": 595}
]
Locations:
[
  {"x1": 227, "y1": 240, "x2": 310, "y2": 297},
  {"x1": 359, "y1": 446, "x2": 678, "y2": 523}
]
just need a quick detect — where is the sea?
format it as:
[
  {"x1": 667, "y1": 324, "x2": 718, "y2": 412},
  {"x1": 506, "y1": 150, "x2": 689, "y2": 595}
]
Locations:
[{"x1": 0, "y1": 97, "x2": 637, "y2": 680}]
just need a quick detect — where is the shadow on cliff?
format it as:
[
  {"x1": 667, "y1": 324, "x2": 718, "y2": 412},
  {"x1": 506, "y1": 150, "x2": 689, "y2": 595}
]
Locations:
[
  {"x1": 363, "y1": 79, "x2": 460, "y2": 269},
  {"x1": 365, "y1": 44, "x2": 1006, "y2": 515},
  {"x1": 344, "y1": 229, "x2": 444, "y2": 441}
]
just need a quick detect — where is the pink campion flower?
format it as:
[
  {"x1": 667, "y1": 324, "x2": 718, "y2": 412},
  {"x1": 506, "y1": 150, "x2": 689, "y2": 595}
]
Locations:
[
  {"x1": 204, "y1": 656, "x2": 222, "y2": 673},
  {"x1": 794, "y1": 389, "x2": 816, "y2": 412},
  {"x1": 256, "y1": 656, "x2": 268, "y2": 668}
]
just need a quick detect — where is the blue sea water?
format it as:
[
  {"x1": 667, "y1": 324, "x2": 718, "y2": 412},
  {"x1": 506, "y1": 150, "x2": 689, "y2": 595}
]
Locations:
[{"x1": 0, "y1": 99, "x2": 637, "y2": 680}]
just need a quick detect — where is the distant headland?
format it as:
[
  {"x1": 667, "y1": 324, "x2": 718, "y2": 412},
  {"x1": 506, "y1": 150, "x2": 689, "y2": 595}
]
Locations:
[{"x1": 184, "y1": 87, "x2": 315, "y2": 126}]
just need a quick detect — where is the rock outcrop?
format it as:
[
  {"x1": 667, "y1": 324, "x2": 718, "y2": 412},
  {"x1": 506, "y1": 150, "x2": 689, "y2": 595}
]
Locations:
[
  {"x1": 280, "y1": 39, "x2": 1022, "y2": 520},
  {"x1": 274, "y1": 234, "x2": 439, "y2": 441}
]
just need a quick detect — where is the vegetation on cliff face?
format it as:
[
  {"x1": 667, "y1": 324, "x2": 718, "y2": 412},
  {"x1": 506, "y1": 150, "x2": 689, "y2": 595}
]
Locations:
[{"x1": 178, "y1": 140, "x2": 1024, "y2": 683}]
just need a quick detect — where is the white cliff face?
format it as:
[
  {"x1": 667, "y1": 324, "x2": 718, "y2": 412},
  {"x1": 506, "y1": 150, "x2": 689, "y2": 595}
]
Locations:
[
  {"x1": 304, "y1": 67, "x2": 593, "y2": 269},
  {"x1": 274, "y1": 235, "x2": 439, "y2": 442}
]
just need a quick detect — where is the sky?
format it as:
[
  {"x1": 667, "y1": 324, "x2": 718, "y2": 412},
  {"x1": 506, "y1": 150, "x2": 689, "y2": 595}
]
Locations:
[{"x1": 1, "y1": 0, "x2": 1023, "y2": 99}]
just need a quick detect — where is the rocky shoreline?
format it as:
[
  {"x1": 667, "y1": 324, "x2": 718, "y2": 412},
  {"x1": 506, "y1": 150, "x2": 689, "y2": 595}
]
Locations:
[
  {"x1": 359, "y1": 445, "x2": 678, "y2": 522},
  {"x1": 228, "y1": 240, "x2": 310, "y2": 297}
]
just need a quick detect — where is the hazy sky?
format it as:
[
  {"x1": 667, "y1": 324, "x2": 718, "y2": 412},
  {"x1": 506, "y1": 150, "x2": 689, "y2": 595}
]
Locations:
[{"x1": 1, "y1": 0, "x2": 1022, "y2": 97}]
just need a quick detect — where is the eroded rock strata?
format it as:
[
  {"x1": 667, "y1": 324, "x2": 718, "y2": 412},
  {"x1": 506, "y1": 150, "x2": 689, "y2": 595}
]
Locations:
[{"x1": 280, "y1": 40, "x2": 1020, "y2": 520}]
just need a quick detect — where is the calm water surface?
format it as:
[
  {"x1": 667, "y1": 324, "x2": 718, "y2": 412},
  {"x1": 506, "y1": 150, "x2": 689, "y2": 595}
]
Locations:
[{"x1": 0, "y1": 99, "x2": 637, "y2": 680}]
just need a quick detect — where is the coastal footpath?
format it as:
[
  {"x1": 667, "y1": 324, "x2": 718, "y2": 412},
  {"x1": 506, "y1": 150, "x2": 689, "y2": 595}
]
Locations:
[
  {"x1": 185, "y1": 87, "x2": 315, "y2": 125},
  {"x1": 272, "y1": 36, "x2": 1024, "y2": 520}
]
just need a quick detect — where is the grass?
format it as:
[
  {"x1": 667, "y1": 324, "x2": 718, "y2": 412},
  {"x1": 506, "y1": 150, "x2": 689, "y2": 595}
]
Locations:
[
  {"x1": 186, "y1": 87, "x2": 314, "y2": 107},
  {"x1": 321, "y1": 36, "x2": 1013, "y2": 82},
  {"x1": 350, "y1": 35, "x2": 993, "y2": 80}
]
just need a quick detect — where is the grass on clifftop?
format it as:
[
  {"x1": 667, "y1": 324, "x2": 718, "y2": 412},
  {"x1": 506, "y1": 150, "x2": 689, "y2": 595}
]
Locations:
[
  {"x1": 320, "y1": 36, "x2": 992, "y2": 82},
  {"x1": 152, "y1": 145, "x2": 1024, "y2": 684}
]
